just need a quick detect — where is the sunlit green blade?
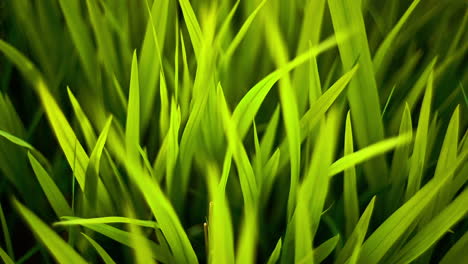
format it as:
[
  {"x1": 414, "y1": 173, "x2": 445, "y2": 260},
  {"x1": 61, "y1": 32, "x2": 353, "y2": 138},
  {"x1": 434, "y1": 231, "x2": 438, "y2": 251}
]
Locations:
[
  {"x1": 28, "y1": 152, "x2": 72, "y2": 217},
  {"x1": 56, "y1": 217, "x2": 157, "y2": 229},
  {"x1": 405, "y1": 71, "x2": 433, "y2": 200},
  {"x1": 387, "y1": 187, "x2": 468, "y2": 264},
  {"x1": 14, "y1": 200, "x2": 87, "y2": 264},
  {"x1": 336, "y1": 197, "x2": 375, "y2": 264},
  {"x1": 0, "y1": 247, "x2": 14, "y2": 264},
  {"x1": 266, "y1": 238, "x2": 282, "y2": 264},
  {"x1": 67, "y1": 87, "x2": 97, "y2": 150},
  {"x1": 85, "y1": 116, "x2": 113, "y2": 208},
  {"x1": 328, "y1": 133, "x2": 412, "y2": 178},
  {"x1": 440, "y1": 231, "x2": 468, "y2": 264},
  {"x1": 0, "y1": 129, "x2": 50, "y2": 169},
  {"x1": 328, "y1": 0, "x2": 386, "y2": 189},
  {"x1": 0, "y1": 203, "x2": 13, "y2": 260},
  {"x1": 358, "y1": 150, "x2": 468, "y2": 264},
  {"x1": 178, "y1": 0, "x2": 203, "y2": 60},
  {"x1": 313, "y1": 235, "x2": 340, "y2": 263},
  {"x1": 82, "y1": 233, "x2": 117, "y2": 264},
  {"x1": 343, "y1": 111, "x2": 359, "y2": 236},
  {"x1": 224, "y1": 0, "x2": 268, "y2": 62},
  {"x1": 56, "y1": 0, "x2": 97, "y2": 83},
  {"x1": 60, "y1": 217, "x2": 171, "y2": 263},
  {"x1": 126, "y1": 51, "x2": 141, "y2": 162},
  {"x1": 373, "y1": 0, "x2": 421, "y2": 82},
  {"x1": 235, "y1": 210, "x2": 257, "y2": 264}
]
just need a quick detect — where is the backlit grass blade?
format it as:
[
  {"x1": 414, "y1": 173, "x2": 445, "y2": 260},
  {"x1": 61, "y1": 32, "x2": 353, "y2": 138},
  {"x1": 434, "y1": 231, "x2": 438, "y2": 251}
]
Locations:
[
  {"x1": 178, "y1": 0, "x2": 203, "y2": 60},
  {"x1": 328, "y1": 0, "x2": 387, "y2": 189},
  {"x1": 278, "y1": 64, "x2": 358, "y2": 172},
  {"x1": 266, "y1": 238, "x2": 282, "y2": 264},
  {"x1": 405, "y1": 71, "x2": 433, "y2": 200},
  {"x1": 28, "y1": 152, "x2": 72, "y2": 218},
  {"x1": 387, "y1": 187, "x2": 468, "y2": 264},
  {"x1": 56, "y1": 217, "x2": 157, "y2": 229},
  {"x1": 232, "y1": 35, "x2": 342, "y2": 140},
  {"x1": 166, "y1": 100, "x2": 181, "y2": 195},
  {"x1": 67, "y1": 87, "x2": 97, "y2": 150},
  {"x1": 13, "y1": 200, "x2": 87, "y2": 264},
  {"x1": 60, "y1": 217, "x2": 172, "y2": 263},
  {"x1": 335, "y1": 197, "x2": 375, "y2": 264},
  {"x1": 0, "y1": 203, "x2": 13, "y2": 260},
  {"x1": 358, "y1": 150, "x2": 468, "y2": 264},
  {"x1": 313, "y1": 235, "x2": 340, "y2": 263},
  {"x1": 386, "y1": 104, "x2": 413, "y2": 213},
  {"x1": 0, "y1": 129, "x2": 50, "y2": 169},
  {"x1": 224, "y1": 0, "x2": 268, "y2": 62},
  {"x1": 440, "y1": 231, "x2": 468, "y2": 264},
  {"x1": 235, "y1": 210, "x2": 257, "y2": 264},
  {"x1": 259, "y1": 106, "x2": 280, "y2": 162},
  {"x1": 218, "y1": 85, "x2": 258, "y2": 208},
  {"x1": 126, "y1": 51, "x2": 141, "y2": 162},
  {"x1": 0, "y1": 247, "x2": 14, "y2": 264},
  {"x1": 343, "y1": 111, "x2": 359, "y2": 236},
  {"x1": 127, "y1": 209, "x2": 156, "y2": 264},
  {"x1": 85, "y1": 116, "x2": 113, "y2": 208},
  {"x1": 264, "y1": 15, "x2": 301, "y2": 220},
  {"x1": 328, "y1": 133, "x2": 412, "y2": 178},
  {"x1": 57, "y1": 0, "x2": 96, "y2": 83},
  {"x1": 82, "y1": 233, "x2": 117, "y2": 264},
  {"x1": 373, "y1": 0, "x2": 421, "y2": 82},
  {"x1": 215, "y1": 0, "x2": 240, "y2": 46},
  {"x1": 207, "y1": 163, "x2": 235, "y2": 264}
]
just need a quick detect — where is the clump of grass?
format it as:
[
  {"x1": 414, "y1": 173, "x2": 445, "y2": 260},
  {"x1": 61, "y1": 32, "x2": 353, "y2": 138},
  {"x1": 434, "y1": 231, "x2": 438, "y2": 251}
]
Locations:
[{"x1": 0, "y1": 0, "x2": 467, "y2": 263}]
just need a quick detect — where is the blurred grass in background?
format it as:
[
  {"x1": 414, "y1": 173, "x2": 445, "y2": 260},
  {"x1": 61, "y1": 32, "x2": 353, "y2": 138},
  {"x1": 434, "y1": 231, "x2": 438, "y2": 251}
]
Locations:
[{"x1": 0, "y1": 0, "x2": 467, "y2": 263}]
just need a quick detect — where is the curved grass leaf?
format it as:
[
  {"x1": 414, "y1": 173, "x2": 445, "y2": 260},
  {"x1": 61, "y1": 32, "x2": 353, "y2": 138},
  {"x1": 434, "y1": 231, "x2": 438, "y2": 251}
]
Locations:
[
  {"x1": 13, "y1": 200, "x2": 87, "y2": 264},
  {"x1": 0, "y1": 247, "x2": 14, "y2": 264},
  {"x1": 28, "y1": 152, "x2": 72, "y2": 217},
  {"x1": 440, "y1": 231, "x2": 468, "y2": 264},
  {"x1": 266, "y1": 238, "x2": 282, "y2": 264},
  {"x1": 82, "y1": 233, "x2": 117, "y2": 264},
  {"x1": 67, "y1": 87, "x2": 97, "y2": 150},
  {"x1": 178, "y1": 0, "x2": 203, "y2": 60},
  {"x1": 56, "y1": 217, "x2": 158, "y2": 229}
]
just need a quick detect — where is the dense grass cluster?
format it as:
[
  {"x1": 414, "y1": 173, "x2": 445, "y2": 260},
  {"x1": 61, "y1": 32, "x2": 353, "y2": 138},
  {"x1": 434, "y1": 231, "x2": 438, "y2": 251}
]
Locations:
[{"x1": 0, "y1": 0, "x2": 467, "y2": 263}]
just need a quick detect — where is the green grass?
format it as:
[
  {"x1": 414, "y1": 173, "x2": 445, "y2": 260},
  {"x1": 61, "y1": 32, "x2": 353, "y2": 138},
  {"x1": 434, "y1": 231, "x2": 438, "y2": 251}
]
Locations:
[{"x1": 0, "y1": 0, "x2": 467, "y2": 263}]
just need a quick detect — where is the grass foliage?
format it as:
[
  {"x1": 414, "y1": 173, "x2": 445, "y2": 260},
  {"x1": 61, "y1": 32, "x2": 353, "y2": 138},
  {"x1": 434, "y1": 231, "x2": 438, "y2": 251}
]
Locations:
[{"x1": 0, "y1": 0, "x2": 467, "y2": 263}]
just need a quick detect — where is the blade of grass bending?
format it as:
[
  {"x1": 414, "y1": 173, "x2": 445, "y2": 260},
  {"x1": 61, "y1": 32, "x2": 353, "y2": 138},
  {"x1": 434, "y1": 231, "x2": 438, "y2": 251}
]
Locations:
[
  {"x1": 61, "y1": 217, "x2": 172, "y2": 263},
  {"x1": 344, "y1": 111, "x2": 359, "y2": 237},
  {"x1": 0, "y1": 247, "x2": 14, "y2": 264},
  {"x1": 0, "y1": 129, "x2": 50, "y2": 170},
  {"x1": 28, "y1": 152, "x2": 72, "y2": 217},
  {"x1": 335, "y1": 197, "x2": 375, "y2": 264},
  {"x1": 233, "y1": 34, "x2": 342, "y2": 140},
  {"x1": 328, "y1": 0, "x2": 386, "y2": 189},
  {"x1": 207, "y1": 163, "x2": 235, "y2": 264},
  {"x1": 0, "y1": 203, "x2": 13, "y2": 260},
  {"x1": 126, "y1": 51, "x2": 141, "y2": 164},
  {"x1": 296, "y1": 235, "x2": 340, "y2": 264},
  {"x1": 259, "y1": 106, "x2": 280, "y2": 162},
  {"x1": 217, "y1": 85, "x2": 258, "y2": 208},
  {"x1": 235, "y1": 210, "x2": 257, "y2": 264},
  {"x1": 178, "y1": 0, "x2": 203, "y2": 60},
  {"x1": 277, "y1": 64, "x2": 358, "y2": 173},
  {"x1": 405, "y1": 71, "x2": 433, "y2": 201},
  {"x1": 328, "y1": 133, "x2": 412, "y2": 178},
  {"x1": 127, "y1": 208, "x2": 156, "y2": 264},
  {"x1": 56, "y1": 217, "x2": 158, "y2": 229},
  {"x1": 67, "y1": 87, "x2": 97, "y2": 150},
  {"x1": 387, "y1": 187, "x2": 468, "y2": 264},
  {"x1": 13, "y1": 200, "x2": 87, "y2": 264},
  {"x1": 386, "y1": 104, "x2": 412, "y2": 213},
  {"x1": 358, "y1": 150, "x2": 468, "y2": 264},
  {"x1": 82, "y1": 233, "x2": 116, "y2": 264},
  {"x1": 266, "y1": 238, "x2": 282, "y2": 264},
  {"x1": 57, "y1": 0, "x2": 97, "y2": 84},
  {"x1": 440, "y1": 231, "x2": 468, "y2": 264},
  {"x1": 166, "y1": 100, "x2": 181, "y2": 196},
  {"x1": 373, "y1": 0, "x2": 421, "y2": 82},
  {"x1": 85, "y1": 116, "x2": 113, "y2": 209},
  {"x1": 124, "y1": 158, "x2": 198, "y2": 264},
  {"x1": 223, "y1": 0, "x2": 268, "y2": 62},
  {"x1": 264, "y1": 15, "x2": 301, "y2": 220},
  {"x1": 215, "y1": 0, "x2": 240, "y2": 46}
]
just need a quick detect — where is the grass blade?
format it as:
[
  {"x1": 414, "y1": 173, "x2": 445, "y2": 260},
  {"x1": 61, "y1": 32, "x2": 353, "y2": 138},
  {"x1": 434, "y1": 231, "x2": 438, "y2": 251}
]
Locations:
[
  {"x1": 343, "y1": 111, "x2": 359, "y2": 236},
  {"x1": 82, "y1": 233, "x2": 117, "y2": 264},
  {"x1": 0, "y1": 247, "x2": 14, "y2": 264},
  {"x1": 266, "y1": 238, "x2": 282, "y2": 264},
  {"x1": 13, "y1": 200, "x2": 87, "y2": 264}
]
